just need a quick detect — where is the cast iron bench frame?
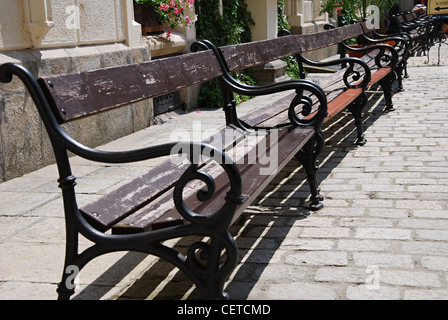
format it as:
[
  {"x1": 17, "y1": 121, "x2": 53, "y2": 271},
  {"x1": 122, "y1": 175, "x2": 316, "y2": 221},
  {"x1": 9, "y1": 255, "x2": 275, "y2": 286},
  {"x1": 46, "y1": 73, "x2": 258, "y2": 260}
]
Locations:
[
  {"x1": 260, "y1": 22, "x2": 399, "y2": 145},
  {"x1": 390, "y1": 11, "x2": 435, "y2": 55},
  {"x1": 0, "y1": 42, "x2": 328, "y2": 300},
  {"x1": 329, "y1": 22, "x2": 409, "y2": 93}
]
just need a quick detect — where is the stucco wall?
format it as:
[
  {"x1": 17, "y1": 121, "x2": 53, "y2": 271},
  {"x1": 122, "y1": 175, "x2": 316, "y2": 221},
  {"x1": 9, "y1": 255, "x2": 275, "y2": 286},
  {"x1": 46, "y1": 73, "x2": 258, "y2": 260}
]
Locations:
[
  {"x1": 286, "y1": 0, "x2": 338, "y2": 61},
  {"x1": 0, "y1": 0, "x2": 141, "y2": 51}
]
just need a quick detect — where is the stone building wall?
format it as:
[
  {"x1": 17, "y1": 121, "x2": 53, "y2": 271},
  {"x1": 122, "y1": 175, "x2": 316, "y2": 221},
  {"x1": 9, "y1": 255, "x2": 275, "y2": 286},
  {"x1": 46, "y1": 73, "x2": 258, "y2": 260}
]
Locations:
[{"x1": 285, "y1": 0, "x2": 338, "y2": 60}]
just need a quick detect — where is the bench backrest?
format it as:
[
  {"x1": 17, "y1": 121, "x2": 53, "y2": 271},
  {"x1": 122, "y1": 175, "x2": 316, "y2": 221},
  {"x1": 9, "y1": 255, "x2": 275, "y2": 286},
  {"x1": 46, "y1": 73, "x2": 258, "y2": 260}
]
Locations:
[
  {"x1": 38, "y1": 50, "x2": 223, "y2": 124},
  {"x1": 34, "y1": 21, "x2": 372, "y2": 126},
  {"x1": 404, "y1": 12, "x2": 416, "y2": 23},
  {"x1": 396, "y1": 14, "x2": 406, "y2": 24},
  {"x1": 219, "y1": 22, "x2": 372, "y2": 72}
]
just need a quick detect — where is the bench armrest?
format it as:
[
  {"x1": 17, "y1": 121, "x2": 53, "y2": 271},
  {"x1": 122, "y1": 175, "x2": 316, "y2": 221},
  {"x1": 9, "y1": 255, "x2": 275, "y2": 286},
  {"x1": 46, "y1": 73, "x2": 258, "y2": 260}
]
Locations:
[
  {"x1": 340, "y1": 42, "x2": 399, "y2": 70},
  {"x1": 400, "y1": 22, "x2": 427, "y2": 34},
  {"x1": 0, "y1": 65, "x2": 195, "y2": 162},
  {"x1": 361, "y1": 34, "x2": 409, "y2": 56},
  {"x1": 192, "y1": 40, "x2": 329, "y2": 130},
  {"x1": 385, "y1": 32, "x2": 412, "y2": 45},
  {"x1": 299, "y1": 52, "x2": 373, "y2": 85},
  {"x1": 372, "y1": 30, "x2": 412, "y2": 46},
  {"x1": 324, "y1": 23, "x2": 400, "y2": 69}
]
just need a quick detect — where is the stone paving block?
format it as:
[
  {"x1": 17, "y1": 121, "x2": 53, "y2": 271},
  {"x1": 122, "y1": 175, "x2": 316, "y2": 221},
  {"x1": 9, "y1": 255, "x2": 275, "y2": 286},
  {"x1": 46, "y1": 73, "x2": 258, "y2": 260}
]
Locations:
[
  {"x1": 285, "y1": 251, "x2": 348, "y2": 266},
  {"x1": 0, "y1": 192, "x2": 60, "y2": 216},
  {"x1": 346, "y1": 285, "x2": 400, "y2": 300},
  {"x1": 354, "y1": 228, "x2": 412, "y2": 240},
  {"x1": 247, "y1": 282, "x2": 338, "y2": 300}
]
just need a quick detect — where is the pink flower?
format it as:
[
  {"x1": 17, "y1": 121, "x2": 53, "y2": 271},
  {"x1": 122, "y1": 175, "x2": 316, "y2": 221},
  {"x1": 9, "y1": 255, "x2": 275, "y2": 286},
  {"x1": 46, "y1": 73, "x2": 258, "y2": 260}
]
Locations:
[
  {"x1": 174, "y1": 7, "x2": 183, "y2": 15},
  {"x1": 153, "y1": 0, "x2": 196, "y2": 39},
  {"x1": 159, "y1": 3, "x2": 169, "y2": 11}
]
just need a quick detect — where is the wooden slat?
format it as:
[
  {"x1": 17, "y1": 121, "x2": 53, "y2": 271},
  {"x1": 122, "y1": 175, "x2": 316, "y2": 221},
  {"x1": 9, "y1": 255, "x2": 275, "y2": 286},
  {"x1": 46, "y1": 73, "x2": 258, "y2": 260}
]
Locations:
[
  {"x1": 339, "y1": 23, "x2": 365, "y2": 42},
  {"x1": 80, "y1": 160, "x2": 189, "y2": 232},
  {"x1": 220, "y1": 36, "x2": 299, "y2": 72},
  {"x1": 37, "y1": 22, "x2": 373, "y2": 124},
  {"x1": 326, "y1": 88, "x2": 363, "y2": 120},
  {"x1": 368, "y1": 67, "x2": 392, "y2": 87},
  {"x1": 294, "y1": 29, "x2": 342, "y2": 52},
  {"x1": 220, "y1": 22, "x2": 372, "y2": 72},
  {"x1": 80, "y1": 125, "x2": 246, "y2": 231},
  {"x1": 239, "y1": 92, "x2": 295, "y2": 127},
  {"x1": 38, "y1": 50, "x2": 222, "y2": 123},
  {"x1": 112, "y1": 126, "x2": 315, "y2": 233}
]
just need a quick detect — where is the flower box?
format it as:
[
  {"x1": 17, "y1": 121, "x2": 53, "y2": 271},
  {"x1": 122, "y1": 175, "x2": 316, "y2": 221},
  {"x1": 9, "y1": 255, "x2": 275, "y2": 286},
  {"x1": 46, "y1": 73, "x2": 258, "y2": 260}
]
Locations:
[{"x1": 133, "y1": 2, "x2": 164, "y2": 35}]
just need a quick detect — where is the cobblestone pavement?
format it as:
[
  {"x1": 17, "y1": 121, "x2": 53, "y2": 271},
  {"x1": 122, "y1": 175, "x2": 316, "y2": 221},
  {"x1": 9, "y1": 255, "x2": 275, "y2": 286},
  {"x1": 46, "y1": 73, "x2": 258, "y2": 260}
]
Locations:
[{"x1": 0, "y1": 43, "x2": 447, "y2": 300}]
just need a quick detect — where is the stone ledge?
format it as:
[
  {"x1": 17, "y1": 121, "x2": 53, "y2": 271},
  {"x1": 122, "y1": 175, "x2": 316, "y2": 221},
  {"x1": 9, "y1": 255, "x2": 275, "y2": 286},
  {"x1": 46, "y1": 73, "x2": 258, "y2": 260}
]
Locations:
[
  {"x1": 144, "y1": 32, "x2": 187, "y2": 58},
  {"x1": 252, "y1": 59, "x2": 290, "y2": 85}
]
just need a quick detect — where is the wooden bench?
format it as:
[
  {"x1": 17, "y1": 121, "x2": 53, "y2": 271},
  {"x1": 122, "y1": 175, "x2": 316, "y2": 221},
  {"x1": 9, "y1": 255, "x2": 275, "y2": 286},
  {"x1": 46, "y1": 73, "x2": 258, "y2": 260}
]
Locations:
[
  {"x1": 333, "y1": 22, "x2": 410, "y2": 93},
  {"x1": 0, "y1": 44, "x2": 328, "y2": 299},
  {"x1": 408, "y1": 11, "x2": 445, "y2": 48},
  {"x1": 191, "y1": 26, "x2": 371, "y2": 149},
  {"x1": 352, "y1": 21, "x2": 411, "y2": 83},
  {"x1": 390, "y1": 11, "x2": 434, "y2": 55},
  {"x1": 227, "y1": 22, "x2": 399, "y2": 145}
]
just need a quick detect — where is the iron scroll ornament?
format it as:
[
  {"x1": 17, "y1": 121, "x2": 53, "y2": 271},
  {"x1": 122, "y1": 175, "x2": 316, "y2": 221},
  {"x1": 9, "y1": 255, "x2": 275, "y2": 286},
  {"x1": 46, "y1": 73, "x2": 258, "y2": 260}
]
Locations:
[
  {"x1": 324, "y1": 23, "x2": 400, "y2": 70},
  {"x1": 277, "y1": 28, "x2": 372, "y2": 90},
  {"x1": 172, "y1": 143, "x2": 245, "y2": 226},
  {"x1": 191, "y1": 39, "x2": 329, "y2": 129}
]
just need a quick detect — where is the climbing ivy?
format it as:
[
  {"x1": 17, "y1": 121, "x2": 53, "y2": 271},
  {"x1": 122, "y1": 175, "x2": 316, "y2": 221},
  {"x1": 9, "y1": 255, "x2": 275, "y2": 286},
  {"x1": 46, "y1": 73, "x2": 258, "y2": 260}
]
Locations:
[
  {"x1": 194, "y1": 0, "x2": 302, "y2": 108},
  {"x1": 195, "y1": 0, "x2": 255, "y2": 108},
  {"x1": 277, "y1": 0, "x2": 290, "y2": 32},
  {"x1": 195, "y1": 0, "x2": 254, "y2": 46}
]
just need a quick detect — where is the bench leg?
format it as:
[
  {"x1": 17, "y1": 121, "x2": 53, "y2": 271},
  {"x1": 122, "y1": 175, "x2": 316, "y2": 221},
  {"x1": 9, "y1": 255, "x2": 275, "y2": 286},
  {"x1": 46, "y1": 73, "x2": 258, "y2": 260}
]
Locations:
[
  {"x1": 186, "y1": 232, "x2": 238, "y2": 300},
  {"x1": 379, "y1": 75, "x2": 395, "y2": 112},
  {"x1": 395, "y1": 63, "x2": 405, "y2": 92},
  {"x1": 55, "y1": 175, "x2": 80, "y2": 300},
  {"x1": 347, "y1": 94, "x2": 367, "y2": 146},
  {"x1": 295, "y1": 133, "x2": 324, "y2": 211},
  {"x1": 56, "y1": 213, "x2": 90, "y2": 300},
  {"x1": 404, "y1": 62, "x2": 409, "y2": 78},
  {"x1": 57, "y1": 254, "x2": 78, "y2": 300}
]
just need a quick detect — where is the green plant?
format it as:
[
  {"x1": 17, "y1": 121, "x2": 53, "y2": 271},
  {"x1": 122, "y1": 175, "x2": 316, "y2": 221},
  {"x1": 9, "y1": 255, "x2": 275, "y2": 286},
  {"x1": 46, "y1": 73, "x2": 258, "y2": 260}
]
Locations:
[
  {"x1": 320, "y1": 0, "x2": 361, "y2": 26},
  {"x1": 195, "y1": 0, "x2": 255, "y2": 108},
  {"x1": 135, "y1": 0, "x2": 197, "y2": 38}
]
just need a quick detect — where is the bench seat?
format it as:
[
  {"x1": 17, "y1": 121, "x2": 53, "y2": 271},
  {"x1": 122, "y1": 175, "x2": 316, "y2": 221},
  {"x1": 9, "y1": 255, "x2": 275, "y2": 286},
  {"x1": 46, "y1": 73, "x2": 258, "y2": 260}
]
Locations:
[
  {"x1": 102, "y1": 125, "x2": 314, "y2": 234},
  {"x1": 80, "y1": 123, "x2": 314, "y2": 234}
]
